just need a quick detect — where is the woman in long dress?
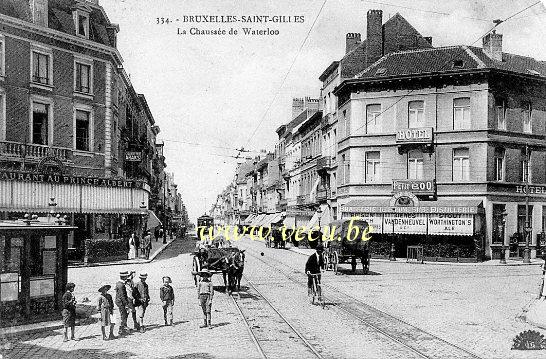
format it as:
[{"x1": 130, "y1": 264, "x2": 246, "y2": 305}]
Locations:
[{"x1": 128, "y1": 233, "x2": 137, "y2": 259}]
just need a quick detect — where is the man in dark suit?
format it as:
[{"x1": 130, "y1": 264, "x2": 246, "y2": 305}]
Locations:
[
  {"x1": 114, "y1": 271, "x2": 130, "y2": 336},
  {"x1": 305, "y1": 244, "x2": 324, "y2": 295}
]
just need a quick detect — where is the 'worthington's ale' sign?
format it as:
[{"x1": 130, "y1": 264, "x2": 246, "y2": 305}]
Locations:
[
  {"x1": 0, "y1": 170, "x2": 144, "y2": 188},
  {"x1": 396, "y1": 127, "x2": 433, "y2": 143}
]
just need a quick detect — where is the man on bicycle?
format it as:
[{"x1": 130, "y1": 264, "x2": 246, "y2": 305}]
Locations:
[{"x1": 305, "y1": 244, "x2": 324, "y2": 296}]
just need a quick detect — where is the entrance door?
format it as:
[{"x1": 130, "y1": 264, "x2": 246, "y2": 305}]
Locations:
[{"x1": 0, "y1": 235, "x2": 23, "y2": 321}]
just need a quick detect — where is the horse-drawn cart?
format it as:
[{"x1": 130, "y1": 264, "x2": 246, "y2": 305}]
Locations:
[
  {"x1": 323, "y1": 219, "x2": 371, "y2": 274},
  {"x1": 191, "y1": 245, "x2": 245, "y2": 292}
]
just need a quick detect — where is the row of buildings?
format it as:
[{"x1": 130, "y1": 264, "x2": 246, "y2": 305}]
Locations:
[
  {"x1": 0, "y1": 0, "x2": 189, "y2": 261},
  {"x1": 212, "y1": 9, "x2": 546, "y2": 260}
]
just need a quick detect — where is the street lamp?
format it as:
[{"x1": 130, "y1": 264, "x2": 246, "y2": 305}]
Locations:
[
  {"x1": 317, "y1": 206, "x2": 323, "y2": 243},
  {"x1": 498, "y1": 211, "x2": 507, "y2": 264},
  {"x1": 140, "y1": 201, "x2": 148, "y2": 235}
]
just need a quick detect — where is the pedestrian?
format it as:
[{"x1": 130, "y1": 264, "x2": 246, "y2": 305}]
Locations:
[
  {"x1": 160, "y1": 276, "x2": 175, "y2": 326},
  {"x1": 197, "y1": 269, "x2": 214, "y2": 328},
  {"x1": 62, "y1": 282, "x2": 77, "y2": 342},
  {"x1": 142, "y1": 231, "x2": 152, "y2": 259},
  {"x1": 97, "y1": 283, "x2": 115, "y2": 340},
  {"x1": 114, "y1": 271, "x2": 130, "y2": 336},
  {"x1": 134, "y1": 273, "x2": 150, "y2": 333},
  {"x1": 125, "y1": 271, "x2": 140, "y2": 331},
  {"x1": 154, "y1": 227, "x2": 160, "y2": 242},
  {"x1": 305, "y1": 244, "x2": 324, "y2": 296},
  {"x1": 128, "y1": 233, "x2": 137, "y2": 260}
]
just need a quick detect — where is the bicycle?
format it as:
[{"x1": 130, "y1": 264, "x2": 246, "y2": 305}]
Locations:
[{"x1": 307, "y1": 273, "x2": 325, "y2": 308}]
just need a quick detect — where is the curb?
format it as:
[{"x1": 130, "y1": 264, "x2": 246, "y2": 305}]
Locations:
[
  {"x1": 68, "y1": 237, "x2": 176, "y2": 268},
  {"x1": 287, "y1": 247, "x2": 544, "y2": 267}
]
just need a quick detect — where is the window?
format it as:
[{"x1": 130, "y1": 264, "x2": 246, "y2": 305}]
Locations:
[
  {"x1": 496, "y1": 98, "x2": 506, "y2": 130},
  {"x1": 0, "y1": 35, "x2": 5, "y2": 77},
  {"x1": 366, "y1": 104, "x2": 381, "y2": 134},
  {"x1": 523, "y1": 102, "x2": 532, "y2": 133},
  {"x1": 408, "y1": 150, "x2": 424, "y2": 180},
  {"x1": 75, "y1": 62, "x2": 92, "y2": 94},
  {"x1": 521, "y1": 149, "x2": 531, "y2": 183},
  {"x1": 365, "y1": 151, "x2": 381, "y2": 183},
  {"x1": 408, "y1": 100, "x2": 424, "y2": 128},
  {"x1": 32, "y1": 102, "x2": 49, "y2": 145},
  {"x1": 517, "y1": 205, "x2": 533, "y2": 239},
  {"x1": 494, "y1": 148, "x2": 505, "y2": 181},
  {"x1": 32, "y1": 50, "x2": 51, "y2": 85},
  {"x1": 77, "y1": 14, "x2": 89, "y2": 38},
  {"x1": 453, "y1": 148, "x2": 469, "y2": 181},
  {"x1": 0, "y1": 93, "x2": 5, "y2": 141},
  {"x1": 75, "y1": 110, "x2": 91, "y2": 151},
  {"x1": 340, "y1": 154, "x2": 346, "y2": 184},
  {"x1": 453, "y1": 97, "x2": 470, "y2": 130}
]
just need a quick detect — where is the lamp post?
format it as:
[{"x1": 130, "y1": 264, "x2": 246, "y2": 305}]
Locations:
[
  {"x1": 523, "y1": 145, "x2": 531, "y2": 263},
  {"x1": 140, "y1": 201, "x2": 148, "y2": 234},
  {"x1": 317, "y1": 206, "x2": 323, "y2": 243},
  {"x1": 499, "y1": 211, "x2": 507, "y2": 264},
  {"x1": 162, "y1": 173, "x2": 167, "y2": 244}
]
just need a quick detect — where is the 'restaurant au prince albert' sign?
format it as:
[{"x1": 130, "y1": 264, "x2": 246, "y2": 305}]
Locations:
[{"x1": 0, "y1": 170, "x2": 145, "y2": 188}]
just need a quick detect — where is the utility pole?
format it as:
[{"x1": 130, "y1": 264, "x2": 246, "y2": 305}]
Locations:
[
  {"x1": 523, "y1": 145, "x2": 531, "y2": 263},
  {"x1": 162, "y1": 172, "x2": 167, "y2": 244}
]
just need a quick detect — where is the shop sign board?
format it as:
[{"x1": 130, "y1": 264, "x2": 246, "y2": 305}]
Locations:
[
  {"x1": 30, "y1": 277, "x2": 55, "y2": 298},
  {"x1": 396, "y1": 127, "x2": 433, "y2": 143},
  {"x1": 383, "y1": 213, "x2": 427, "y2": 234},
  {"x1": 342, "y1": 205, "x2": 479, "y2": 214},
  {"x1": 428, "y1": 213, "x2": 474, "y2": 236},
  {"x1": 392, "y1": 179, "x2": 436, "y2": 195},
  {"x1": 0, "y1": 170, "x2": 145, "y2": 188},
  {"x1": 286, "y1": 208, "x2": 315, "y2": 217},
  {"x1": 125, "y1": 151, "x2": 142, "y2": 162},
  {"x1": 515, "y1": 185, "x2": 546, "y2": 195},
  {"x1": 344, "y1": 213, "x2": 383, "y2": 233}
]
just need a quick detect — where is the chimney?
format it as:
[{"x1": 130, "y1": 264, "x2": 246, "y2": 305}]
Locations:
[
  {"x1": 106, "y1": 24, "x2": 120, "y2": 48},
  {"x1": 366, "y1": 10, "x2": 383, "y2": 67},
  {"x1": 345, "y1": 33, "x2": 361, "y2": 53},
  {"x1": 482, "y1": 30, "x2": 503, "y2": 61},
  {"x1": 292, "y1": 98, "x2": 304, "y2": 119},
  {"x1": 424, "y1": 36, "x2": 433, "y2": 46},
  {"x1": 29, "y1": 0, "x2": 48, "y2": 27}
]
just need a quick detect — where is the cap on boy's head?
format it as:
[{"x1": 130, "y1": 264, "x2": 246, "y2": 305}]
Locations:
[
  {"x1": 162, "y1": 276, "x2": 171, "y2": 284},
  {"x1": 98, "y1": 283, "x2": 111, "y2": 292},
  {"x1": 139, "y1": 273, "x2": 148, "y2": 280},
  {"x1": 119, "y1": 271, "x2": 129, "y2": 278}
]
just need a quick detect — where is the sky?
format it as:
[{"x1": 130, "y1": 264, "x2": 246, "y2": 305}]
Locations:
[{"x1": 98, "y1": 0, "x2": 546, "y2": 222}]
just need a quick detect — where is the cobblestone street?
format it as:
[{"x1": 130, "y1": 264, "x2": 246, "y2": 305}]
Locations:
[{"x1": 2, "y1": 237, "x2": 546, "y2": 358}]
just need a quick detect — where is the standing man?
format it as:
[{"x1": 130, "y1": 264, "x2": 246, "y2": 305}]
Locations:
[
  {"x1": 142, "y1": 231, "x2": 152, "y2": 259},
  {"x1": 160, "y1": 276, "x2": 175, "y2": 326},
  {"x1": 114, "y1": 271, "x2": 130, "y2": 336},
  {"x1": 134, "y1": 273, "x2": 150, "y2": 333},
  {"x1": 125, "y1": 271, "x2": 140, "y2": 331},
  {"x1": 305, "y1": 244, "x2": 324, "y2": 296}
]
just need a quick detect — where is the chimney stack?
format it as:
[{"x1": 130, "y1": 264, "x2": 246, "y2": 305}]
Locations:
[
  {"x1": 482, "y1": 30, "x2": 503, "y2": 61},
  {"x1": 424, "y1": 37, "x2": 433, "y2": 46},
  {"x1": 292, "y1": 98, "x2": 304, "y2": 119},
  {"x1": 366, "y1": 10, "x2": 383, "y2": 67},
  {"x1": 345, "y1": 33, "x2": 361, "y2": 53}
]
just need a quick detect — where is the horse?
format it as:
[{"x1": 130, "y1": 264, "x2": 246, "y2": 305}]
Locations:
[{"x1": 226, "y1": 250, "x2": 245, "y2": 294}]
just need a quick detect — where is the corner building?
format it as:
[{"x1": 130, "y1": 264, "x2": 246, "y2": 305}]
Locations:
[{"x1": 334, "y1": 31, "x2": 546, "y2": 260}]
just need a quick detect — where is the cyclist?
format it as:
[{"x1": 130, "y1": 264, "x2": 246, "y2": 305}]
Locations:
[{"x1": 305, "y1": 244, "x2": 324, "y2": 296}]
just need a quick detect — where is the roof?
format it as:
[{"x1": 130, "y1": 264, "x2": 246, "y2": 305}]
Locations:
[
  {"x1": 319, "y1": 61, "x2": 339, "y2": 82},
  {"x1": 353, "y1": 45, "x2": 546, "y2": 80},
  {"x1": 0, "y1": 0, "x2": 116, "y2": 47}
]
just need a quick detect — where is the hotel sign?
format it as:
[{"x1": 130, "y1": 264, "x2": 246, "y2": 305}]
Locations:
[
  {"x1": 396, "y1": 127, "x2": 433, "y2": 143},
  {"x1": 0, "y1": 170, "x2": 144, "y2": 188},
  {"x1": 125, "y1": 151, "x2": 142, "y2": 162},
  {"x1": 516, "y1": 185, "x2": 546, "y2": 195},
  {"x1": 392, "y1": 179, "x2": 436, "y2": 195}
]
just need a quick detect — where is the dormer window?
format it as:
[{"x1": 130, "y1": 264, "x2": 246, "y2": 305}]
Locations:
[
  {"x1": 78, "y1": 14, "x2": 89, "y2": 37},
  {"x1": 453, "y1": 60, "x2": 465, "y2": 68},
  {"x1": 73, "y1": 4, "x2": 92, "y2": 39}
]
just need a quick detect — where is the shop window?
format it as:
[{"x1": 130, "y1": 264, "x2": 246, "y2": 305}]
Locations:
[
  {"x1": 365, "y1": 151, "x2": 381, "y2": 183},
  {"x1": 408, "y1": 150, "x2": 423, "y2": 180},
  {"x1": 32, "y1": 50, "x2": 52, "y2": 85},
  {"x1": 31, "y1": 102, "x2": 50, "y2": 145},
  {"x1": 366, "y1": 104, "x2": 381, "y2": 134},
  {"x1": 496, "y1": 98, "x2": 506, "y2": 130},
  {"x1": 453, "y1": 97, "x2": 470, "y2": 130},
  {"x1": 453, "y1": 148, "x2": 469, "y2": 181},
  {"x1": 494, "y1": 148, "x2": 505, "y2": 181},
  {"x1": 75, "y1": 61, "x2": 92, "y2": 94},
  {"x1": 517, "y1": 205, "x2": 533, "y2": 240},
  {"x1": 492, "y1": 204, "x2": 506, "y2": 244},
  {"x1": 408, "y1": 100, "x2": 424, "y2": 128},
  {"x1": 522, "y1": 102, "x2": 532, "y2": 133},
  {"x1": 75, "y1": 109, "x2": 92, "y2": 151}
]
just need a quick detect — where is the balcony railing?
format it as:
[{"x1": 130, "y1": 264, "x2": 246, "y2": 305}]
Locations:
[
  {"x1": 316, "y1": 156, "x2": 333, "y2": 172},
  {"x1": 316, "y1": 188, "x2": 330, "y2": 202},
  {"x1": 0, "y1": 141, "x2": 72, "y2": 161}
]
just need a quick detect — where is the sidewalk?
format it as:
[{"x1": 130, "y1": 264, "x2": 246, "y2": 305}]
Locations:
[
  {"x1": 68, "y1": 235, "x2": 176, "y2": 268},
  {"x1": 1, "y1": 236, "x2": 177, "y2": 338},
  {"x1": 287, "y1": 246, "x2": 545, "y2": 266}
]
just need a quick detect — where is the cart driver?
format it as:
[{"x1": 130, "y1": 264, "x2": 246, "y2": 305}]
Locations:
[{"x1": 305, "y1": 244, "x2": 325, "y2": 296}]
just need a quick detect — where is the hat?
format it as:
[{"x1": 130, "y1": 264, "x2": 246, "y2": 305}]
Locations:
[
  {"x1": 98, "y1": 283, "x2": 111, "y2": 292},
  {"x1": 162, "y1": 276, "x2": 172, "y2": 283},
  {"x1": 119, "y1": 271, "x2": 129, "y2": 278},
  {"x1": 316, "y1": 244, "x2": 324, "y2": 252},
  {"x1": 139, "y1": 273, "x2": 148, "y2": 279}
]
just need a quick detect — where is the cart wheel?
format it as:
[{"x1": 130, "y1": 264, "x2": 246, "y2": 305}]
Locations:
[
  {"x1": 351, "y1": 257, "x2": 357, "y2": 273},
  {"x1": 332, "y1": 251, "x2": 339, "y2": 274},
  {"x1": 322, "y1": 252, "x2": 329, "y2": 270},
  {"x1": 192, "y1": 256, "x2": 201, "y2": 286}
]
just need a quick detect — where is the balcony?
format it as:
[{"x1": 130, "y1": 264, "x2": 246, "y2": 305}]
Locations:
[
  {"x1": 316, "y1": 156, "x2": 333, "y2": 172},
  {"x1": 0, "y1": 141, "x2": 72, "y2": 162},
  {"x1": 296, "y1": 194, "x2": 310, "y2": 205},
  {"x1": 316, "y1": 188, "x2": 330, "y2": 202}
]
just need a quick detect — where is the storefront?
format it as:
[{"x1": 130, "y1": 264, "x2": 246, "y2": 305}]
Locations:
[
  {"x1": 0, "y1": 217, "x2": 76, "y2": 326},
  {"x1": 0, "y1": 171, "x2": 150, "y2": 260}
]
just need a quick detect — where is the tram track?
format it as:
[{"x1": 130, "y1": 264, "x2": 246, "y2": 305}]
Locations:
[
  {"x1": 224, "y1": 274, "x2": 325, "y2": 359},
  {"x1": 242, "y1": 244, "x2": 483, "y2": 359}
]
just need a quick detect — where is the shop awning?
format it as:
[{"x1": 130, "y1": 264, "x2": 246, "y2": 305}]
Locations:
[
  {"x1": 250, "y1": 214, "x2": 266, "y2": 227},
  {"x1": 261, "y1": 212, "x2": 284, "y2": 227},
  {"x1": 147, "y1": 210, "x2": 162, "y2": 229},
  {"x1": 307, "y1": 204, "x2": 332, "y2": 230},
  {"x1": 342, "y1": 198, "x2": 483, "y2": 214},
  {"x1": 244, "y1": 214, "x2": 256, "y2": 225},
  {"x1": 284, "y1": 215, "x2": 296, "y2": 228}
]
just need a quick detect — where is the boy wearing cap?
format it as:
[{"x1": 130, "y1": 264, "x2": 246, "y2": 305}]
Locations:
[
  {"x1": 125, "y1": 271, "x2": 140, "y2": 331},
  {"x1": 134, "y1": 273, "x2": 150, "y2": 333},
  {"x1": 160, "y1": 276, "x2": 175, "y2": 326},
  {"x1": 62, "y1": 282, "x2": 77, "y2": 342},
  {"x1": 97, "y1": 283, "x2": 115, "y2": 340},
  {"x1": 115, "y1": 271, "x2": 130, "y2": 336},
  {"x1": 197, "y1": 269, "x2": 214, "y2": 328}
]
